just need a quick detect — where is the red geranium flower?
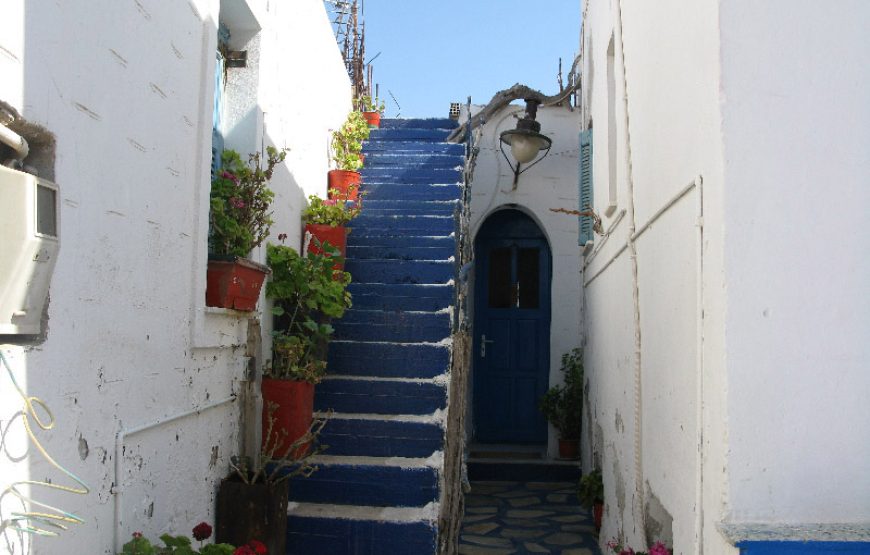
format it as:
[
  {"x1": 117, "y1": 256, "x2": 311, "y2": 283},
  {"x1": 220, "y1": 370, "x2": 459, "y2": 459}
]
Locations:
[
  {"x1": 249, "y1": 539, "x2": 268, "y2": 554},
  {"x1": 233, "y1": 547, "x2": 255, "y2": 555},
  {"x1": 192, "y1": 521, "x2": 212, "y2": 541},
  {"x1": 132, "y1": 531, "x2": 143, "y2": 539}
]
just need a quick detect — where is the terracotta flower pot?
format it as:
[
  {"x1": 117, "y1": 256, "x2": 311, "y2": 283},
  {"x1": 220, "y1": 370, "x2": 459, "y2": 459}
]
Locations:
[
  {"x1": 205, "y1": 256, "x2": 270, "y2": 311},
  {"x1": 261, "y1": 378, "x2": 314, "y2": 459},
  {"x1": 593, "y1": 502, "x2": 604, "y2": 531},
  {"x1": 304, "y1": 223, "x2": 347, "y2": 271},
  {"x1": 361, "y1": 111, "x2": 381, "y2": 128},
  {"x1": 557, "y1": 438, "x2": 580, "y2": 460},
  {"x1": 327, "y1": 169, "x2": 361, "y2": 201},
  {"x1": 215, "y1": 474, "x2": 288, "y2": 555}
]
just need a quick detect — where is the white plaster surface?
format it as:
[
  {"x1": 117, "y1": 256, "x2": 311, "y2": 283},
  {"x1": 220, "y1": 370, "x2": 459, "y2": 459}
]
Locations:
[{"x1": 0, "y1": 1, "x2": 350, "y2": 553}]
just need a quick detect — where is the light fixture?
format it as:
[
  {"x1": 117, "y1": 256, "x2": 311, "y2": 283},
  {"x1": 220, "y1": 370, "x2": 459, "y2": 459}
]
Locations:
[{"x1": 499, "y1": 98, "x2": 552, "y2": 187}]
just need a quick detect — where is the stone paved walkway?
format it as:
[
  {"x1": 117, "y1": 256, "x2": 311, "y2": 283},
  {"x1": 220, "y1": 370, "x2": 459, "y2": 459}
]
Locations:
[{"x1": 459, "y1": 480, "x2": 602, "y2": 555}]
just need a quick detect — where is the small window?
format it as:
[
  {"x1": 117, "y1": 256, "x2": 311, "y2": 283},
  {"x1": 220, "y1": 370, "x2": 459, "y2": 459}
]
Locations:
[
  {"x1": 488, "y1": 247, "x2": 512, "y2": 309},
  {"x1": 36, "y1": 182, "x2": 57, "y2": 237}
]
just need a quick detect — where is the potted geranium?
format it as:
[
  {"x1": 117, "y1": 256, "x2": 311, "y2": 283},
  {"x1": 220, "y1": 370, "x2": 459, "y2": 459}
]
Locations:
[
  {"x1": 355, "y1": 95, "x2": 385, "y2": 128},
  {"x1": 261, "y1": 243, "x2": 351, "y2": 460},
  {"x1": 328, "y1": 111, "x2": 370, "y2": 200},
  {"x1": 206, "y1": 146, "x2": 286, "y2": 311},
  {"x1": 117, "y1": 521, "x2": 260, "y2": 554},
  {"x1": 539, "y1": 348, "x2": 583, "y2": 459},
  {"x1": 301, "y1": 194, "x2": 362, "y2": 264},
  {"x1": 605, "y1": 538, "x2": 672, "y2": 555},
  {"x1": 579, "y1": 468, "x2": 604, "y2": 532}
]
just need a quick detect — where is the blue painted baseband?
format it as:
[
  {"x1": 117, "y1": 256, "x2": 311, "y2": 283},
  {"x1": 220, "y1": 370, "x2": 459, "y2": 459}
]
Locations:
[
  {"x1": 286, "y1": 515, "x2": 437, "y2": 555},
  {"x1": 327, "y1": 341, "x2": 450, "y2": 378},
  {"x1": 315, "y1": 378, "x2": 447, "y2": 415},
  {"x1": 737, "y1": 541, "x2": 870, "y2": 554},
  {"x1": 380, "y1": 117, "x2": 458, "y2": 129},
  {"x1": 362, "y1": 141, "x2": 464, "y2": 155},
  {"x1": 347, "y1": 245, "x2": 456, "y2": 262},
  {"x1": 284, "y1": 463, "x2": 438, "y2": 507},
  {"x1": 368, "y1": 128, "x2": 452, "y2": 141},
  {"x1": 360, "y1": 183, "x2": 462, "y2": 200},
  {"x1": 320, "y1": 418, "x2": 443, "y2": 457},
  {"x1": 344, "y1": 259, "x2": 454, "y2": 285}
]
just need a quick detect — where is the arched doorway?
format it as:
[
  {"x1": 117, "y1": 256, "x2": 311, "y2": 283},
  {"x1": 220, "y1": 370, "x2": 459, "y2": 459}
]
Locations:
[{"x1": 473, "y1": 209, "x2": 552, "y2": 444}]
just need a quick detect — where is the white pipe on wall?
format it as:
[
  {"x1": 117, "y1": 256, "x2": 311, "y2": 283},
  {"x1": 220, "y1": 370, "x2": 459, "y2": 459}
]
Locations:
[{"x1": 0, "y1": 124, "x2": 29, "y2": 161}]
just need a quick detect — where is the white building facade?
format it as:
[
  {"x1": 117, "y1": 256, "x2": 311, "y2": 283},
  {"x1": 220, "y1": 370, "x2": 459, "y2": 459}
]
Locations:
[
  {"x1": 579, "y1": 1, "x2": 870, "y2": 554},
  {"x1": 0, "y1": 1, "x2": 350, "y2": 553}
]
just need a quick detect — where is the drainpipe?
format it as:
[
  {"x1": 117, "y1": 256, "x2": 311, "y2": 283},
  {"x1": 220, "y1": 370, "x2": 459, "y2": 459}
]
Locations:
[
  {"x1": 0, "y1": 107, "x2": 29, "y2": 165},
  {"x1": 694, "y1": 175, "x2": 705, "y2": 554},
  {"x1": 112, "y1": 395, "x2": 236, "y2": 552}
]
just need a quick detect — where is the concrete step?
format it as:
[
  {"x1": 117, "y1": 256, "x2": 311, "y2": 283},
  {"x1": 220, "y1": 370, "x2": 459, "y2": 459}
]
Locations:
[
  {"x1": 347, "y1": 244, "x2": 456, "y2": 261},
  {"x1": 368, "y1": 128, "x2": 452, "y2": 142},
  {"x1": 319, "y1": 415, "x2": 443, "y2": 458},
  {"x1": 327, "y1": 341, "x2": 450, "y2": 379},
  {"x1": 359, "y1": 199, "x2": 458, "y2": 215},
  {"x1": 315, "y1": 378, "x2": 447, "y2": 415},
  {"x1": 346, "y1": 282, "x2": 453, "y2": 312},
  {"x1": 380, "y1": 118, "x2": 458, "y2": 129},
  {"x1": 360, "y1": 167, "x2": 462, "y2": 184},
  {"x1": 360, "y1": 183, "x2": 461, "y2": 201},
  {"x1": 286, "y1": 505, "x2": 437, "y2": 555},
  {"x1": 344, "y1": 259, "x2": 454, "y2": 285},
  {"x1": 362, "y1": 141, "x2": 464, "y2": 155},
  {"x1": 352, "y1": 214, "x2": 456, "y2": 236},
  {"x1": 334, "y1": 311, "x2": 450, "y2": 343},
  {"x1": 285, "y1": 456, "x2": 439, "y2": 507}
]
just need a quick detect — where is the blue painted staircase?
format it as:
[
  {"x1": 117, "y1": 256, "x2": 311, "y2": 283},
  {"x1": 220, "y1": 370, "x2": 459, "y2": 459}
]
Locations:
[{"x1": 285, "y1": 118, "x2": 463, "y2": 554}]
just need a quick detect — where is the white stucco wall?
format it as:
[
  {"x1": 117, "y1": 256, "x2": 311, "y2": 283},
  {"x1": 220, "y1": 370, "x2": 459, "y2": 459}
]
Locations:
[
  {"x1": 467, "y1": 104, "x2": 583, "y2": 458},
  {"x1": 720, "y1": 0, "x2": 870, "y2": 526},
  {"x1": 0, "y1": 1, "x2": 349, "y2": 553}
]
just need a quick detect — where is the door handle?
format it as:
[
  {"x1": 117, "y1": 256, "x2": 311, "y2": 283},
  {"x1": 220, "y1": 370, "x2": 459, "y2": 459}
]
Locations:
[{"x1": 480, "y1": 334, "x2": 496, "y2": 358}]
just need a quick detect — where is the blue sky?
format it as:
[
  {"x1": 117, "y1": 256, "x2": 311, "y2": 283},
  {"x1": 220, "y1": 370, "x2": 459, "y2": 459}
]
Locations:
[{"x1": 354, "y1": 1, "x2": 581, "y2": 118}]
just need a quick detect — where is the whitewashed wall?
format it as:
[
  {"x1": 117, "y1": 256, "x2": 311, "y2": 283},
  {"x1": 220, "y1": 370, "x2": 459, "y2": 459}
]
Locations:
[
  {"x1": 580, "y1": 0, "x2": 730, "y2": 552},
  {"x1": 0, "y1": 1, "x2": 350, "y2": 553},
  {"x1": 466, "y1": 104, "x2": 583, "y2": 458}
]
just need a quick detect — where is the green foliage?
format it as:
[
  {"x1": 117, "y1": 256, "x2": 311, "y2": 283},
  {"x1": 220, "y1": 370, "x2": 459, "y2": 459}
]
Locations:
[
  {"x1": 355, "y1": 95, "x2": 385, "y2": 113},
  {"x1": 331, "y1": 111, "x2": 370, "y2": 171},
  {"x1": 578, "y1": 468, "x2": 603, "y2": 508},
  {"x1": 209, "y1": 146, "x2": 286, "y2": 258},
  {"x1": 265, "y1": 244, "x2": 352, "y2": 382},
  {"x1": 538, "y1": 348, "x2": 584, "y2": 439},
  {"x1": 301, "y1": 195, "x2": 361, "y2": 227},
  {"x1": 119, "y1": 533, "x2": 236, "y2": 555}
]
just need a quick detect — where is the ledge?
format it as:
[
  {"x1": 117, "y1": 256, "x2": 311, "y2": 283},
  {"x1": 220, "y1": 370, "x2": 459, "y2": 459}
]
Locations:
[{"x1": 719, "y1": 522, "x2": 870, "y2": 545}]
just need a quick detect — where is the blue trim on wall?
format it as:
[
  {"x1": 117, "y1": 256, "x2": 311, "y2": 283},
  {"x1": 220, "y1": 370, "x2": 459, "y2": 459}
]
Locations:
[{"x1": 738, "y1": 541, "x2": 870, "y2": 554}]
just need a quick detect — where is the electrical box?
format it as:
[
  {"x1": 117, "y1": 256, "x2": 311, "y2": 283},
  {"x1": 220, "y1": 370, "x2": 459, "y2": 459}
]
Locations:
[{"x1": 0, "y1": 165, "x2": 60, "y2": 335}]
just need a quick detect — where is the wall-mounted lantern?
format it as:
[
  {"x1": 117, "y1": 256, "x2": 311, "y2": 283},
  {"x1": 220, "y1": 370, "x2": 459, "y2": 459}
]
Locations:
[{"x1": 498, "y1": 98, "x2": 552, "y2": 187}]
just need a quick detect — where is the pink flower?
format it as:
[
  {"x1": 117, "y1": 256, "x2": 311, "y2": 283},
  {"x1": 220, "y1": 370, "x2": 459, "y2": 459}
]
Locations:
[
  {"x1": 619, "y1": 550, "x2": 635, "y2": 555},
  {"x1": 323, "y1": 199, "x2": 338, "y2": 207},
  {"x1": 132, "y1": 532, "x2": 143, "y2": 539},
  {"x1": 220, "y1": 171, "x2": 238, "y2": 183},
  {"x1": 248, "y1": 539, "x2": 268, "y2": 554},
  {"x1": 192, "y1": 521, "x2": 212, "y2": 541},
  {"x1": 229, "y1": 197, "x2": 246, "y2": 209},
  {"x1": 649, "y1": 542, "x2": 670, "y2": 555}
]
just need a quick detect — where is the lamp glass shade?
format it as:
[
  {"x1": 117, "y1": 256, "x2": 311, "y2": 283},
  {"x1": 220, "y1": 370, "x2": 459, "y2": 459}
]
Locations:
[{"x1": 510, "y1": 134, "x2": 539, "y2": 164}]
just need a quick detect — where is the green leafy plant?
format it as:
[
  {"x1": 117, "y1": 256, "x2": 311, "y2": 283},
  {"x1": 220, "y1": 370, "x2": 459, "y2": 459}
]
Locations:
[
  {"x1": 265, "y1": 244, "x2": 352, "y2": 383},
  {"x1": 355, "y1": 95, "x2": 385, "y2": 113},
  {"x1": 578, "y1": 468, "x2": 603, "y2": 508},
  {"x1": 118, "y1": 522, "x2": 264, "y2": 554},
  {"x1": 209, "y1": 146, "x2": 286, "y2": 258},
  {"x1": 301, "y1": 195, "x2": 361, "y2": 227},
  {"x1": 538, "y1": 348, "x2": 584, "y2": 439},
  {"x1": 331, "y1": 111, "x2": 370, "y2": 171}
]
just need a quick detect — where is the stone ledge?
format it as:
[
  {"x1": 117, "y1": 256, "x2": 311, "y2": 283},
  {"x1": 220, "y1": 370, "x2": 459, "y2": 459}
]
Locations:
[{"x1": 719, "y1": 522, "x2": 870, "y2": 544}]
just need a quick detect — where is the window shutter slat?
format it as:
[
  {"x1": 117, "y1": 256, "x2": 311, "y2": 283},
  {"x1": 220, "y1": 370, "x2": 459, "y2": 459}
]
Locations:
[{"x1": 578, "y1": 129, "x2": 594, "y2": 245}]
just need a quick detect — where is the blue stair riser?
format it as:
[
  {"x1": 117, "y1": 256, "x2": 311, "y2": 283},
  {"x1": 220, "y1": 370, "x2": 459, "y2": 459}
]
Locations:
[
  {"x1": 380, "y1": 118, "x2": 458, "y2": 129},
  {"x1": 347, "y1": 283, "x2": 453, "y2": 312},
  {"x1": 286, "y1": 516, "x2": 437, "y2": 555},
  {"x1": 737, "y1": 541, "x2": 870, "y2": 554},
  {"x1": 285, "y1": 464, "x2": 438, "y2": 507},
  {"x1": 361, "y1": 183, "x2": 461, "y2": 200},
  {"x1": 360, "y1": 200, "x2": 458, "y2": 215},
  {"x1": 340, "y1": 309, "x2": 450, "y2": 327},
  {"x1": 360, "y1": 168, "x2": 462, "y2": 184},
  {"x1": 315, "y1": 379, "x2": 447, "y2": 415},
  {"x1": 334, "y1": 321, "x2": 449, "y2": 343},
  {"x1": 364, "y1": 154, "x2": 464, "y2": 168},
  {"x1": 362, "y1": 141, "x2": 464, "y2": 155},
  {"x1": 328, "y1": 341, "x2": 450, "y2": 378},
  {"x1": 352, "y1": 216, "x2": 456, "y2": 235},
  {"x1": 320, "y1": 418, "x2": 443, "y2": 458},
  {"x1": 349, "y1": 235, "x2": 454, "y2": 248},
  {"x1": 368, "y1": 128, "x2": 452, "y2": 141},
  {"x1": 347, "y1": 245, "x2": 456, "y2": 261},
  {"x1": 345, "y1": 260, "x2": 454, "y2": 284}
]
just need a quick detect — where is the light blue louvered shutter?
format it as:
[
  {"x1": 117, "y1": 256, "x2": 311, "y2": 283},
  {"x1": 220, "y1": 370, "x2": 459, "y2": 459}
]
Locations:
[
  {"x1": 578, "y1": 129, "x2": 594, "y2": 245},
  {"x1": 211, "y1": 50, "x2": 225, "y2": 179}
]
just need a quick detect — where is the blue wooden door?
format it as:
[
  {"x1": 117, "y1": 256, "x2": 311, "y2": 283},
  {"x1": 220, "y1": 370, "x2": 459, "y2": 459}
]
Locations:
[{"x1": 473, "y1": 228, "x2": 551, "y2": 444}]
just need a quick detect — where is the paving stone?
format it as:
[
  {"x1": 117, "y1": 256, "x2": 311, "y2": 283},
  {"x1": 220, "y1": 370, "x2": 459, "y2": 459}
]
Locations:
[
  {"x1": 500, "y1": 528, "x2": 548, "y2": 540},
  {"x1": 524, "y1": 542, "x2": 551, "y2": 553},
  {"x1": 462, "y1": 535, "x2": 515, "y2": 548},
  {"x1": 526, "y1": 481, "x2": 574, "y2": 491},
  {"x1": 543, "y1": 532, "x2": 586, "y2": 546},
  {"x1": 467, "y1": 507, "x2": 499, "y2": 515},
  {"x1": 506, "y1": 509, "x2": 555, "y2": 519},
  {"x1": 494, "y1": 489, "x2": 539, "y2": 498},
  {"x1": 547, "y1": 493, "x2": 569, "y2": 503},
  {"x1": 507, "y1": 496, "x2": 542, "y2": 508},
  {"x1": 549, "y1": 515, "x2": 586, "y2": 523},
  {"x1": 463, "y1": 514, "x2": 496, "y2": 524},
  {"x1": 500, "y1": 518, "x2": 550, "y2": 529},
  {"x1": 470, "y1": 481, "x2": 519, "y2": 487},
  {"x1": 561, "y1": 524, "x2": 596, "y2": 534},
  {"x1": 458, "y1": 546, "x2": 516, "y2": 555},
  {"x1": 536, "y1": 504, "x2": 584, "y2": 513},
  {"x1": 466, "y1": 495, "x2": 503, "y2": 507},
  {"x1": 560, "y1": 549, "x2": 594, "y2": 555},
  {"x1": 464, "y1": 522, "x2": 500, "y2": 535},
  {"x1": 471, "y1": 484, "x2": 511, "y2": 495}
]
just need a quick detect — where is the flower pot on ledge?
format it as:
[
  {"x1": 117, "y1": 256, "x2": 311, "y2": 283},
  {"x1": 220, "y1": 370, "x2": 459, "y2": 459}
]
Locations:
[
  {"x1": 205, "y1": 255, "x2": 270, "y2": 311},
  {"x1": 304, "y1": 223, "x2": 348, "y2": 270},
  {"x1": 261, "y1": 377, "x2": 314, "y2": 459},
  {"x1": 361, "y1": 111, "x2": 381, "y2": 128},
  {"x1": 327, "y1": 169, "x2": 361, "y2": 201}
]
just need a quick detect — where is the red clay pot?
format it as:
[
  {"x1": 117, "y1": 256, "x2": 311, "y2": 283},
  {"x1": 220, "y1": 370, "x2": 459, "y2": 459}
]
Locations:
[
  {"x1": 261, "y1": 378, "x2": 314, "y2": 459},
  {"x1": 558, "y1": 438, "x2": 580, "y2": 460},
  {"x1": 327, "y1": 170, "x2": 361, "y2": 201},
  {"x1": 593, "y1": 502, "x2": 604, "y2": 531},
  {"x1": 361, "y1": 111, "x2": 381, "y2": 128},
  {"x1": 304, "y1": 223, "x2": 347, "y2": 272},
  {"x1": 205, "y1": 256, "x2": 270, "y2": 311}
]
